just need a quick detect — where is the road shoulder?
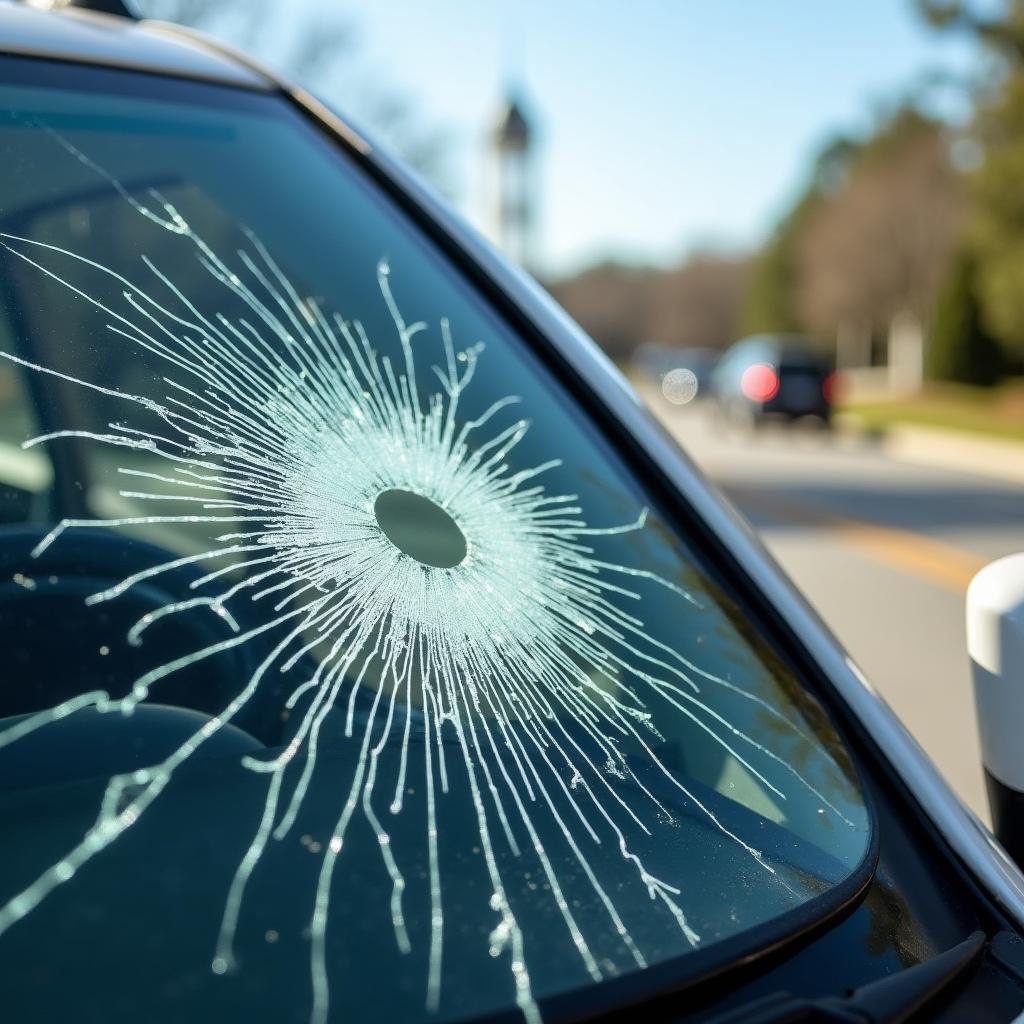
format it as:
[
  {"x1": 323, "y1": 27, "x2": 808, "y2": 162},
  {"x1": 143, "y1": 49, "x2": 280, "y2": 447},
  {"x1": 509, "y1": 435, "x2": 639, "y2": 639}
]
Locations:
[{"x1": 878, "y1": 423, "x2": 1024, "y2": 487}]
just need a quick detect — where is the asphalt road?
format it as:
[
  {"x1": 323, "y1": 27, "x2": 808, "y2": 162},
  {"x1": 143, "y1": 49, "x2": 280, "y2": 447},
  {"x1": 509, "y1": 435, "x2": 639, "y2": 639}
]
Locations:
[{"x1": 637, "y1": 384, "x2": 1024, "y2": 821}]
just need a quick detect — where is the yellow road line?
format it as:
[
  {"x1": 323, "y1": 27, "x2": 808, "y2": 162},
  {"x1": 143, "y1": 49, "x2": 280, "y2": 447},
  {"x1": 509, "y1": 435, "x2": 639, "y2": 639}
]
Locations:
[{"x1": 734, "y1": 490, "x2": 988, "y2": 594}]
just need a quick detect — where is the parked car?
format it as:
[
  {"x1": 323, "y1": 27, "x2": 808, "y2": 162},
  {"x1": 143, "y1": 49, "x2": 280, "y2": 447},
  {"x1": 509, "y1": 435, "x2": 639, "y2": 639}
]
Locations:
[
  {"x1": 712, "y1": 334, "x2": 836, "y2": 428},
  {"x1": 1, "y1": 4, "x2": 1024, "y2": 1024}
]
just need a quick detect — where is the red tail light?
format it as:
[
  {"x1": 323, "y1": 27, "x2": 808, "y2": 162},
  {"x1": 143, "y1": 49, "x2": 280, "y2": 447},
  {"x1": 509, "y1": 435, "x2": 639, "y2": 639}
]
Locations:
[
  {"x1": 740, "y1": 363, "x2": 780, "y2": 403},
  {"x1": 823, "y1": 371, "x2": 839, "y2": 403}
]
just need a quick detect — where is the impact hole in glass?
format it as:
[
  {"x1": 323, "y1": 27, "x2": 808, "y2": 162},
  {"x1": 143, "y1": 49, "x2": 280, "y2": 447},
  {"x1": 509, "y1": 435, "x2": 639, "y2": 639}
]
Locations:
[{"x1": 374, "y1": 488, "x2": 467, "y2": 568}]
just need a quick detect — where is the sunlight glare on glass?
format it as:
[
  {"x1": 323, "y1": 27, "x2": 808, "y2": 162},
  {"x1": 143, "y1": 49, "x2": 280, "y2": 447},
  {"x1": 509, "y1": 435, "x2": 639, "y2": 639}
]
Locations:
[{"x1": 661, "y1": 367, "x2": 699, "y2": 405}]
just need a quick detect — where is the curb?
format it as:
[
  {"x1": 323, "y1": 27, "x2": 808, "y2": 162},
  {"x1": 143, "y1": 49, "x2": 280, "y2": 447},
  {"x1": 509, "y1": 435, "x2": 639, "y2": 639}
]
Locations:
[
  {"x1": 832, "y1": 415, "x2": 1024, "y2": 486},
  {"x1": 882, "y1": 423, "x2": 1024, "y2": 486}
]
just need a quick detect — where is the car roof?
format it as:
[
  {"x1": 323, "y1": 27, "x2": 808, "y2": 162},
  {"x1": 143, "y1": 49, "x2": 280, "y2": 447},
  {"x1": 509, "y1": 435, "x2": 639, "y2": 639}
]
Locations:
[
  {"x1": 0, "y1": 4, "x2": 272, "y2": 90},
  {"x1": 732, "y1": 333, "x2": 812, "y2": 351},
  {"x1": 726, "y1": 334, "x2": 829, "y2": 360}
]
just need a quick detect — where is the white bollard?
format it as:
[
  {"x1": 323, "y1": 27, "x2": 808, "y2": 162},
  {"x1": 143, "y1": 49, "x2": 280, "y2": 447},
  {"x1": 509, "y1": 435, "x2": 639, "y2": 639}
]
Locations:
[{"x1": 967, "y1": 552, "x2": 1024, "y2": 862}]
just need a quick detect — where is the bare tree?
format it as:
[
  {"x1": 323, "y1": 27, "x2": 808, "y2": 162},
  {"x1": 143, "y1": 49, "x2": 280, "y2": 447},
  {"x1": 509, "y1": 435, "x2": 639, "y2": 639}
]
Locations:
[
  {"x1": 648, "y1": 254, "x2": 751, "y2": 351},
  {"x1": 548, "y1": 262, "x2": 658, "y2": 360},
  {"x1": 135, "y1": 0, "x2": 449, "y2": 189},
  {"x1": 548, "y1": 252, "x2": 750, "y2": 359},
  {"x1": 795, "y1": 115, "x2": 963, "y2": 350}
]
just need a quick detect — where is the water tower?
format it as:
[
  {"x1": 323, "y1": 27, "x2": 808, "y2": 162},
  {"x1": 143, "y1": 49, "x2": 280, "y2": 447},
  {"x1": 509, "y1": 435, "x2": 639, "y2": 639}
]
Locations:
[{"x1": 490, "y1": 93, "x2": 536, "y2": 272}]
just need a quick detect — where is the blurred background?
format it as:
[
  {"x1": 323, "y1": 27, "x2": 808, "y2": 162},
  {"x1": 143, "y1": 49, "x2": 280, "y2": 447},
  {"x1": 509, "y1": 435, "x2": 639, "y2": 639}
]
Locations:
[{"x1": 137, "y1": 0, "x2": 1024, "y2": 818}]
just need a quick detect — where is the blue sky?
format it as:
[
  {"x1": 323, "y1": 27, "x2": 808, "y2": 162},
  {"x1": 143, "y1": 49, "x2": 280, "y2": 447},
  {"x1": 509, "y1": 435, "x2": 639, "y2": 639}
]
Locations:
[{"x1": 286, "y1": 1, "x2": 981, "y2": 275}]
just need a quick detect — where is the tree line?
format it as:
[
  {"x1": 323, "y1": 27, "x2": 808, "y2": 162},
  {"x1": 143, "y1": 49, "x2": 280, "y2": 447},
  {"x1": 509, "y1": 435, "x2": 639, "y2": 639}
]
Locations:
[
  {"x1": 547, "y1": 254, "x2": 751, "y2": 363},
  {"x1": 554, "y1": 1, "x2": 1024, "y2": 387}
]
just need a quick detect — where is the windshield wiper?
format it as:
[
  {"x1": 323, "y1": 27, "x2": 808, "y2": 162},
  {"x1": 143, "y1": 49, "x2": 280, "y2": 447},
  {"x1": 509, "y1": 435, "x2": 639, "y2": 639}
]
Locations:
[{"x1": 704, "y1": 929, "x2": 985, "y2": 1024}]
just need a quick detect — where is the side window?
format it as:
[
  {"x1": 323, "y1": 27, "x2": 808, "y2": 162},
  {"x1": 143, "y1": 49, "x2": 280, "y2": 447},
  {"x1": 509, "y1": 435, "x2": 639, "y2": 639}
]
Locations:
[
  {"x1": 0, "y1": 322, "x2": 49, "y2": 522},
  {"x1": 6, "y1": 185, "x2": 241, "y2": 549}
]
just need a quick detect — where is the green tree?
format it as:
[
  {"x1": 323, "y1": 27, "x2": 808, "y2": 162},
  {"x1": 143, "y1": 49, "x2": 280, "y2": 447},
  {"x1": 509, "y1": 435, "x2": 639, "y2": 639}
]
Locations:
[
  {"x1": 741, "y1": 213, "x2": 805, "y2": 335},
  {"x1": 968, "y1": 72, "x2": 1024, "y2": 361},
  {"x1": 914, "y1": 0, "x2": 1024, "y2": 60},
  {"x1": 915, "y1": 0, "x2": 1024, "y2": 363},
  {"x1": 927, "y1": 246, "x2": 1005, "y2": 383}
]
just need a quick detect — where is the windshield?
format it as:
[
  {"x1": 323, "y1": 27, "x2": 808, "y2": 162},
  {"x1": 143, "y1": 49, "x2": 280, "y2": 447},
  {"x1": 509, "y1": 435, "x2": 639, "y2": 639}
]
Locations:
[{"x1": 0, "y1": 58, "x2": 870, "y2": 1024}]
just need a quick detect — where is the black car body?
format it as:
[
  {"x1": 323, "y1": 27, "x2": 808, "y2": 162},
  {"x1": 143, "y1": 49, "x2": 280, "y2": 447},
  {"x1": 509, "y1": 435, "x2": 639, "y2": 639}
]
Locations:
[
  {"x1": 0, "y1": 6, "x2": 1023, "y2": 1024},
  {"x1": 712, "y1": 335, "x2": 835, "y2": 427}
]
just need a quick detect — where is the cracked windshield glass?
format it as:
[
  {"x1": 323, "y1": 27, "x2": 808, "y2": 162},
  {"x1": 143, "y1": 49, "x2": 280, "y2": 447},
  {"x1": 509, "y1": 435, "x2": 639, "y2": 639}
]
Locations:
[{"x1": 0, "y1": 61, "x2": 869, "y2": 1024}]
